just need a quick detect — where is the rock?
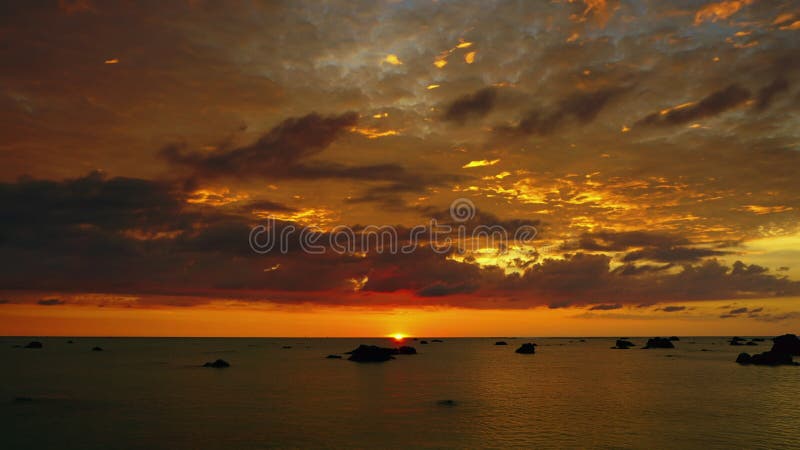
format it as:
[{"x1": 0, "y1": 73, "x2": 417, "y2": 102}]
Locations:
[
  {"x1": 745, "y1": 341, "x2": 757, "y2": 346},
  {"x1": 346, "y1": 345, "x2": 395, "y2": 363},
  {"x1": 771, "y1": 334, "x2": 800, "y2": 355},
  {"x1": 643, "y1": 337, "x2": 674, "y2": 349},
  {"x1": 24, "y1": 341, "x2": 43, "y2": 349},
  {"x1": 736, "y1": 351, "x2": 796, "y2": 366},
  {"x1": 66, "y1": 340, "x2": 74, "y2": 344},
  {"x1": 394, "y1": 346, "x2": 417, "y2": 355},
  {"x1": 203, "y1": 359, "x2": 230, "y2": 368},
  {"x1": 432, "y1": 339, "x2": 444, "y2": 343},
  {"x1": 729, "y1": 336, "x2": 746, "y2": 346},
  {"x1": 495, "y1": 341, "x2": 508, "y2": 345},
  {"x1": 751, "y1": 338, "x2": 765, "y2": 342},
  {"x1": 614, "y1": 340, "x2": 635, "y2": 349},
  {"x1": 325, "y1": 354, "x2": 342, "y2": 359},
  {"x1": 420, "y1": 340, "x2": 428, "y2": 344},
  {"x1": 515, "y1": 343, "x2": 537, "y2": 354},
  {"x1": 91, "y1": 346, "x2": 103, "y2": 352},
  {"x1": 282, "y1": 346, "x2": 292, "y2": 349},
  {"x1": 668, "y1": 336, "x2": 680, "y2": 341},
  {"x1": 437, "y1": 399, "x2": 457, "y2": 406}
]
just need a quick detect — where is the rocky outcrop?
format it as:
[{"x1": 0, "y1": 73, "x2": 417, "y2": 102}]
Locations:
[
  {"x1": 24, "y1": 341, "x2": 43, "y2": 349},
  {"x1": 91, "y1": 346, "x2": 103, "y2": 352},
  {"x1": 771, "y1": 334, "x2": 800, "y2": 355},
  {"x1": 420, "y1": 340, "x2": 429, "y2": 344},
  {"x1": 515, "y1": 343, "x2": 537, "y2": 354},
  {"x1": 643, "y1": 338, "x2": 674, "y2": 349},
  {"x1": 203, "y1": 359, "x2": 230, "y2": 368},
  {"x1": 669, "y1": 336, "x2": 680, "y2": 341},
  {"x1": 613, "y1": 340, "x2": 635, "y2": 349},
  {"x1": 736, "y1": 351, "x2": 796, "y2": 366},
  {"x1": 432, "y1": 339, "x2": 444, "y2": 343},
  {"x1": 347, "y1": 345, "x2": 396, "y2": 362},
  {"x1": 495, "y1": 341, "x2": 508, "y2": 346},
  {"x1": 729, "y1": 336, "x2": 746, "y2": 346},
  {"x1": 325, "y1": 354, "x2": 342, "y2": 359}
]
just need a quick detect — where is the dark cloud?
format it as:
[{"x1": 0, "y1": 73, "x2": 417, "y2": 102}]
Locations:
[
  {"x1": 754, "y1": 77, "x2": 789, "y2": 111},
  {"x1": 659, "y1": 306, "x2": 686, "y2": 313},
  {"x1": 161, "y1": 112, "x2": 359, "y2": 178},
  {"x1": 623, "y1": 247, "x2": 727, "y2": 263},
  {"x1": 38, "y1": 298, "x2": 65, "y2": 306},
  {"x1": 636, "y1": 84, "x2": 751, "y2": 127},
  {"x1": 589, "y1": 303, "x2": 622, "y2": 311},
  {"x1": 500, "y1": 87, "x2": 628, "y2": 136},
  {"x1": 443, "y1": 88, "x2": 497, "y2": 124}
]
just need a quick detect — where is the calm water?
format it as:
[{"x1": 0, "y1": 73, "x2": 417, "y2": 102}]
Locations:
[{"x1": 1, "y1": 337, "x2": 798, "y2": 449}]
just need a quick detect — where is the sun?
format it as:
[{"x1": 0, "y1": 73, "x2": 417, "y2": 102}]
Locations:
[{"x1": 391, "y1": 333, "x2": 406, "y2": 342}]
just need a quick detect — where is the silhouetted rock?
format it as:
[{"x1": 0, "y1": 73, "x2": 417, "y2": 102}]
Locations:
[
  {"x1": 325, "y1": 354, "x2": 342, "y2": 359},
  {"x1": 282, "y1": 346, "x2": 292, "y2": 349},
  {"x1": 613, "y1": 340, "x2": 635, "y2": 349},
  {"x1": 668, "y1": 336, "x2": 680, "y2": 341},
  {"x1": 745, "y1": 341, "x2": 757, "y2": 346},
  {"x1": 24, "y1": 341, "x2": 42, "y2": 349},
  {"x1": 736, "y1": 351, "x2": 796, "y2": 366},
  {"x1": 347, "y1": 345, "x2": 395, "y2": 362},
  {"x1": 771, "y1": 334, "x2": 800, "y2": 355},
  {"x1": 432, "y1": 339, "x2": 444, "y2": 343},
  {"x1": 643, "y1": 337, "x2": 674, "y2": 349},
  {"x1": 729, "y1": 336, "x2": 746, "y2": 346},
  {"x1": 495, "y1": 341, "x2": 508, "y2": 345},
  {"x1": 203, "y1": 359, "x2": 230, "y2": 368},
  {"x1": 437, "y1": 399, "x2": 457, "y2": 406},
  {"x1": 394, "y1": 346, "x2": 417, "y2": 355},
  {"x1": 420, "y1": 340, "x2": 428, "y2": 344},
  {"x1": 91, "y1": 346, "x2": 103, "y2": 352},
  {"x1": 515, "y1": 343, "x2": 537, "y2": 354},
  {"x1": 66, "y1": 340, "x2": 74, "y2": 344}
]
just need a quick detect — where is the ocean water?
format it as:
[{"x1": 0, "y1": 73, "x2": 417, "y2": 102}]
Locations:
[{"x1": 1, "y1": 337, "x2": 798, "y2": 449}]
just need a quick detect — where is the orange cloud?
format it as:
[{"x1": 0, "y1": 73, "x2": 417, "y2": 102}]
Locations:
[{"x1": 694, "y1": 0, "x2": 753, "y2": 25}]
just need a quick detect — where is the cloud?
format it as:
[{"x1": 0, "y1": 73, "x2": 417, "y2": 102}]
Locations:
[
  {"x1": 754, "y1": 78, "x2": 789, "y2": 111},
  {"x1": 636, "y1": 84, "x2": 751, "y2": 127},
  {"x1": 589, "y1": 303, "x2": 622, "y2": 311},
  {"x1": 694, "y1": 0, "x2": 753, "y2": 25},
  {"x1": 38, "y1": 298, "x2": 65, "y2": 306},
  {"x1": 442, "y1": 87, "x2": 498, "y2": 124},
  {"x1": 499, "y1": 86, "x2": 628, "y2": 136},
  {"x1": 659, "y1": 305, "x2": 686, "y2": 312}
]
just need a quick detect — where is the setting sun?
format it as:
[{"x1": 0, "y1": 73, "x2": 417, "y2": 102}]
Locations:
[{"x1": 391, "y1": 333, "x2": 406, "y2": 341}]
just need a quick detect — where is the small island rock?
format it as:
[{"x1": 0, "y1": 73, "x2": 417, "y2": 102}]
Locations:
[
  {"x1": 203, "y1": 359, "x2": 231, "y2": 368},
  {"x1": 24, "y1": 341, "x2": 43, "y2": 349},
  {"x1": 515, "y1": 343, "x2": 537, "y2": 354},
  {"x1": 643, "y1": 337, "x2": 675, "y2": 349},
  {"x1": 771, "y1": 334, "x2": 800, "y2": 355}
]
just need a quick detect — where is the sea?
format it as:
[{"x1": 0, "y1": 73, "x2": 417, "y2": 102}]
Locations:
[{"x1": 1, "y1": 337, "x2": 798, "y2": 449}]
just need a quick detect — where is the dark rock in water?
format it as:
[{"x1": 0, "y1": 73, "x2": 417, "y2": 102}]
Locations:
[
  {"x1": 203, "y1": 359, "x2": 230, "y2": 368},
  {"x1": 24, "y1": 341, "x2": 43, "y2": 349},
  {"x1": 736, "y1": 351, "x2": 796, "y2": 366},
  {"x1": 282, "y1": 346, "x2": 292, "y2": 349},
  {"x1": 745, "y1": 341, "x2": 757, "y2": 346},
  {"x1": 91, "y1": 346, "x2": 103, "y2": 352},
  {"x1": 347, "y1": 345, "x2": 396, "y2": 362},
  {"x1": 432, "y1": 339, "x2": 444, "y2": 343},
  {"x1": 579, "y1": 339, "x2": 586, "y2": 342},
  {"x1": 495, "y1": 341, "x2": 508, "y2": 346},
  {"x1": 729, "y1": 336, "x2": 746, "y2": 346},
  {"x1": 394, "y1": 346, "x2": 417, "y2": 355},
  {"x1": 515, "y1": 343, "x2": 537, "y2": 354},
  {"x1": 643, "y1": 337, "x2": 674, "y2": 349},
  {"x1": 437, "y1": 399, "x2": 457, "y2": 407},
  {"x1": 614, "y1": 340, "x2": 635, "y2": 349},
  {"x1": 420, "y1": 340, "x2": 428, "y2": 344},
  {"x1": 701, "y1": 349, "x2": 711, "y2": 352},
  {"x1": 66, "y1": 340, "x2": 74, "y2": 344},
  {"x1": 668, "y1": 336, "x2": 680, "y2": 341},
  {"x1": 325, "y1": 354, "x2": 342, "y2": 359},
  {"x1": 771, "y1": 334, "x2": 800, "y2": 356}
]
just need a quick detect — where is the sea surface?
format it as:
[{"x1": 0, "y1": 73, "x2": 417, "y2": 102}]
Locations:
[{"x1": 1, "y1": 337, "x2": 798, "y2": 449}]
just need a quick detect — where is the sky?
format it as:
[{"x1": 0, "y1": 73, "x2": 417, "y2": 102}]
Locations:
[{"x1": 1, "y1": 0, "x2": 799, "y2": 336}]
